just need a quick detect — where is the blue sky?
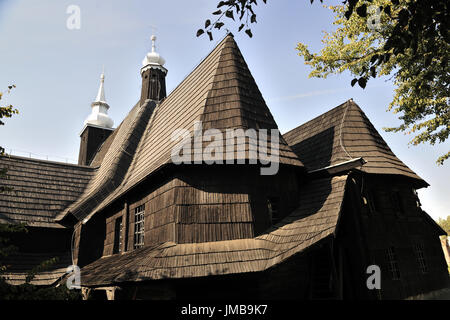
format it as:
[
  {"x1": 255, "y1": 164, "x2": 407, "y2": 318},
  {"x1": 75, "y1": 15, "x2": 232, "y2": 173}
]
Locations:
[{"x1": 0, "y1": 0, "x2": 448, "y2": 220}]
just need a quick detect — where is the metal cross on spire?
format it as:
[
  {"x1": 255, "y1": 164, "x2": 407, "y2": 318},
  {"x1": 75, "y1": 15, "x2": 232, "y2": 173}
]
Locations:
[{"x1": 150, "y1": 25, "x2": 158, "y2": 52}]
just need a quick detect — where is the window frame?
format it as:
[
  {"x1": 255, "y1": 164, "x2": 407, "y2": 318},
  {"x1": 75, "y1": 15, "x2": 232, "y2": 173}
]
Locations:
[
  {"x1": 133, "y1": 204, "x2": 145, "y2": 250},
  {"x1": 113, "y1": 216, "x2": 123, "y2": 254},
  {"x1": 386, "y1": 246, "x2": 401, "y2": 280},
  {"x1": 414, "y1": 242, "x2": 428, "y2": 274},
  {"x1": 267, "y1": 196, "x2": 280, "y2": 225}
]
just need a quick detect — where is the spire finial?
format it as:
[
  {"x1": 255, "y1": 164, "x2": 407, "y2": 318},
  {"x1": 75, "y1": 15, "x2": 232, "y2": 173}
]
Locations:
[
  {"x1": 95, "y1": 69, "x2": 106, "y2": 102},
  {"x1": 151, "y1": 34, "x2": 156, "y2": 53},
  {"x1": 141, "y1": 28, "x2": 166, "y2": 72},
  {"x1": 84, "y1": 70, "x2": 114, "y2": 129}
]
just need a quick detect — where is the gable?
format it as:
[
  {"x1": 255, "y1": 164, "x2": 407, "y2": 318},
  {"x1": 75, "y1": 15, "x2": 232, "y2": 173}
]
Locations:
[
  {"x1": 283, "y1": 100, "x2": 427, "y2": 186},
  {"x1": 63, "y1": 35, "x2": 303, "y2": 223}
]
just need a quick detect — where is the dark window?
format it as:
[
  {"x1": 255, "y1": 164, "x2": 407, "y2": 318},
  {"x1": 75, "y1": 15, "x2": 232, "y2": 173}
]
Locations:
[
  {"x1": 414, "y1": 243, "x2": 428, "y2": 274},
  {"x1": 386, "y1": 247, "x2": 401, "y2": 280},
  {"x1": 113, "y1": 217, "x2": 123, "y2": 254},
  {"x1": 268, "y1": 197, "x2": 280, "y2": 224},
  {"x1": 134, "y1": 204, "x2": 145, "y2": 249},
  {"x1": 390, "y1": 191, "x2": 404, "y2": 215},
  {"x1": 367, "y1": 191, "x2": 378, "y2": 214}
]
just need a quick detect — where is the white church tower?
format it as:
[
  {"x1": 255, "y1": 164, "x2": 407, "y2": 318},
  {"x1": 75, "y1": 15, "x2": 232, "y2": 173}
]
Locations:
[{"x1": 78, "y1": 72, "x2": 114, "y2": 166}]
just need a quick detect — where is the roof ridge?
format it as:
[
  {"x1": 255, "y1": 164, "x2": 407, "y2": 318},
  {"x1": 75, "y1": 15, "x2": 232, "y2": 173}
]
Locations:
[
  {"x1": 282, "y1": 100, "x2": 427, "y2": 186},
  {"x1": 57, "y1": 100, "x2": 158, "y2": 221},
  {"x1": 0, "y1": 154, "x2": 94, "y2": 169},
  {"x1": 284, "y1": 99, "x2": 352, "y2": 137},
  {"x1": 165, "y1": 34, "x2": 232, "y2": 98}
]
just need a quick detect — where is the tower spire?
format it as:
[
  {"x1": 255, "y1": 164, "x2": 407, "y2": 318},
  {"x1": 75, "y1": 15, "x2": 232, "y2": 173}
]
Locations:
[
  {"x1": 78, "y1": 70, "x2": 115, "y2": 166},
  {"x1": 140, "y1": 33, "x2": 167, "y2": 103},
  {"x1": 84, "y1": 71, "x2": 114, "y2": 128},
  {"x1": 95, "y1": 70, "x2": 106, "y2": 102}
]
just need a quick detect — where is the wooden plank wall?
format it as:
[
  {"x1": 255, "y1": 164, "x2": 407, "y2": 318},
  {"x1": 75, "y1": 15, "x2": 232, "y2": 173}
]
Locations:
[
  {"x1": 85, "y1": 165, "x2": 301, "y2": 261},
  {"x1": 356, "y1": 174, "x2": 449, "y2": 299}
]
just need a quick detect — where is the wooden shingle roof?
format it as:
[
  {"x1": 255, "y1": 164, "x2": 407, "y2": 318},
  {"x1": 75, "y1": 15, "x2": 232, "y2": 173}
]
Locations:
[
  {"x1": 79, "y1": 175, "x2": 348, "y2": 287},
  {"x1": 283, "y1": 100, "x2": 427, "y2": 186},
  {"x1": 1, "y1": 251, "x2": 71, "y2": 286},
  {"x1": 0, "y1": 155, "x2": 95, "y2": 228},
  {"x1": 62, "y1": 34, "x2": 303, "y2": 222}
]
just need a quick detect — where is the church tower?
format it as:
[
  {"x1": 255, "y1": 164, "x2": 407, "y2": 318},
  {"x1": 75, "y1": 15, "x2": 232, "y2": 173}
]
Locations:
[
  {"x1": 78, "y1": 72, "x2": 114, "y2": 166},
  {"x1": 140, "y1": 35, "x2": 167, "y2": 104}
]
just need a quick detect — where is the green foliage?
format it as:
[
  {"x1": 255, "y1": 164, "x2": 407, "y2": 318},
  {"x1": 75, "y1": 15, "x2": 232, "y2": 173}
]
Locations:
[
  {"x1": 0, "y1": 223, "x2": 27, "y2": 272},
  {"x1": 438, "y1": 215, "x2": 450, "y2": 236},
  {"x1": 0, "y1": 86, "x2": 79, "y2": 299},
  {"x1": 202, "y1": 1, "x2": 449, "y2": 164},
  {"x1": 0, "y1": 85, "x2": 19, "y2": 156},
  {"x1": 0, "y1": 223, "x2": 81, "y2": 300},
  {"x1": 296, "y1": 1, "x2": 449, "y2": 165},
  {"x1": 0, "y1": 277, "x2": 81, "y2": 300},
  {"x1": 0, "y1": 85, "x2": 18, "y2": 194},
  {"x1": 197, "y1": 0, "x2": 272, "y2": 40}
]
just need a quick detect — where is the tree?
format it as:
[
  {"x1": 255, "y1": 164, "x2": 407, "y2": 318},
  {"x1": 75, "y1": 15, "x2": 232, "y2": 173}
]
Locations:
[
  {"x1": 199, "y1": 0, "x2": 449, "y2": 164},
  {"x1": 0, "y1": 86, "x2": 79, "y2": 300},
  {"x1": 297, "y1": 1, "x2": 449, "y2": 165},
  {"x1": 0, "y1": 85, "x2": 22, "y2": 272},
  {"x1": 0, "y1": 85, "x2": 18, "y2": 160},
  {"x1": 438, "y1": 215, "x2": 450, "y2": 236}
]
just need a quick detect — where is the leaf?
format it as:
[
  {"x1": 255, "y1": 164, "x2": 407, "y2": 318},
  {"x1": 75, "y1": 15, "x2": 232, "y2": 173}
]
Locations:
[
  {"x1": 344, "y1": 10, "x2": 352, "y2": 20},
  {"x1": 196, "y1": 29, "x2": 204, "y2": 37},
  {"x1": 212, "y1": 10, "x2": 222, "y2": 15},
  {"x1": 358, "y1": 77, "x2": 367, "y2": 89},
  {"x1": 238, "y1": 23, "x2": 245, "y2": 32},
  {"x1": 351, "y1": 78, "x2": 358, "y2": 87},
  {"x1": 250, "y1": 14, "x2": 257, "y2": 23},
  {"x1": 245, "y1": 29, "x2": 253, "y2": 38},
  {"x1": 207, "y1": 31, "x2": 213, "y2": 41},
  {"x1": 356, "y1": 4, "x2": 367, "y2": 17},
  {"x1": 215, "y1": 22, "x2": 225, "y2": 30},
  {"x1": 424, "y1": 55, "x2": 432, "y2": 67},
  {"x1": 205, "y1": 19, "x2": 211, "y2": 28},
  {"x1": 370, "y1": 54, "x2": 379, "y2": 64},
  {"x1": 370, "y1": 66, "x2": 376, "y2": 78},
  {"x1": 225, "y1": 10, "x2": 235, "y2": 21}
]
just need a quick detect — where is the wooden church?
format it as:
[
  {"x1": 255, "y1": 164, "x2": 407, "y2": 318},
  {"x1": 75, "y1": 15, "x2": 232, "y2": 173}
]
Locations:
[{"x1": 0, "y1": 34, "x2": 448, "y2": 300}]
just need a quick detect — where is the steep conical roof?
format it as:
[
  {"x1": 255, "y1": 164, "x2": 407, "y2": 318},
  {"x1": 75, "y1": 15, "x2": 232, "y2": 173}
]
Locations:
[
  {"x1": 283, "y1": 99, "x2": 427, "y2": 186},
  {"x1": 58, "y1": 34, "x2": 303, "y2": 222}
]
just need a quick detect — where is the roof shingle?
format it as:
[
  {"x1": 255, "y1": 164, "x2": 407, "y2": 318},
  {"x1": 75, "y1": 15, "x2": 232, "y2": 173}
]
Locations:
[
  {"x1": 79, "y1": 175, "x2": 347, "y2": 286},
  {"x1": 283, "y1": 100, "x2": 426, "y2": 186}
]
